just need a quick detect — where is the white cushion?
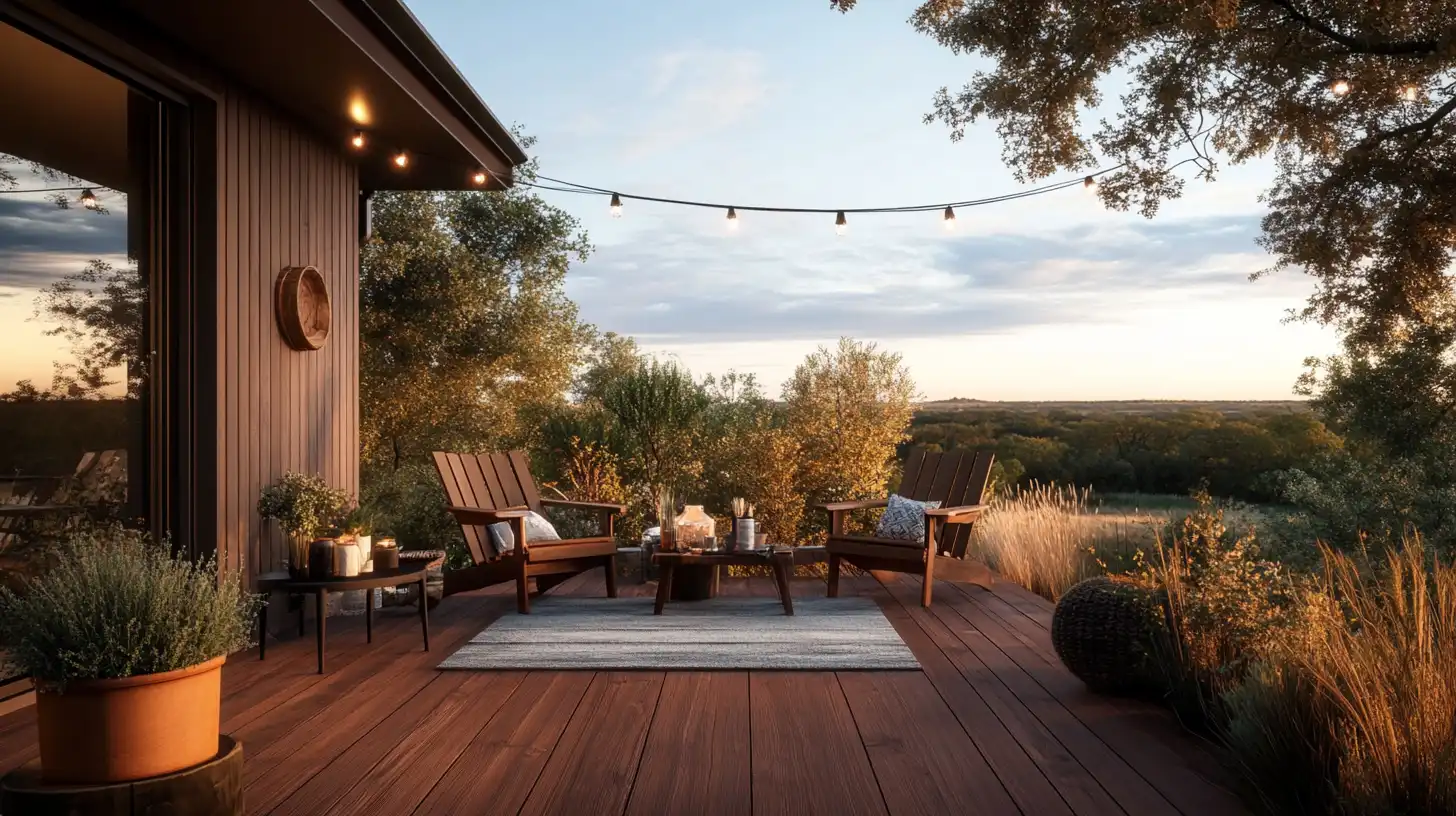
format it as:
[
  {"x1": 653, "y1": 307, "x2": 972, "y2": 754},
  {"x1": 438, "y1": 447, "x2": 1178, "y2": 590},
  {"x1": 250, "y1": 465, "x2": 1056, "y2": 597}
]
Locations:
[
  {"x1": 487, "y1": 510, "x2": 561, "y2": 555},
  {"x1": 873, "y1": 494, "x2": 941, "y2": 542}
]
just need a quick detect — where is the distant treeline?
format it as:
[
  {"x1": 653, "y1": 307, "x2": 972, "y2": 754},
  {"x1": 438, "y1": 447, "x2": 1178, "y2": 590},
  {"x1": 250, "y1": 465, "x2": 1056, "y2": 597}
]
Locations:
[{"x1": 908, "y1": 406, "x2": 1340, "y2": 503}]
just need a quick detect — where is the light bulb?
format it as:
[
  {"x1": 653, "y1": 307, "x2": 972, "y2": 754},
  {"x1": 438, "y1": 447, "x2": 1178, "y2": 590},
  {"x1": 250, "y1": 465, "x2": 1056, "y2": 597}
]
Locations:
[
  {"x1": 79, "y1": 188, "x2": 98, "y2": 209},
  {"x1": 1083, "y1": 175, "x2": 1097, "y2": 191},
  {"x1": 726, "y1": 207, "x2": 738, "y2": 230},
  {"x1": 471, "y1": 170, "x2": 488, "y2": 186},
  {"x1": 942, "y1": 206, "x2": 957, "y2": 230},
  {"x1": 834, "y1": 211, "x2": 847, "y2": 236},
  {"x1": 1330, "y1": 78, "x2": 1352, "y2": 97},
  {"x1": 392, "y1": 150, "x2": 409, "y2": 169},
  {"x1": 1401, "y1": 85, "x2": 1420, "y2": 102},
  {"x1": 610, "y1": 193, "x2": 623, "y2": 218},
  {"x1": 350, "y1": 130, "x2": 366, "y2": 150}
]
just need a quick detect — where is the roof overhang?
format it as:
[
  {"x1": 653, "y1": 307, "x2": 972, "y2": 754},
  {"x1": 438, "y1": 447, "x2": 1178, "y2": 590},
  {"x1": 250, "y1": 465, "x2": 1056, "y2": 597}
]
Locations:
[{"x1": 112, "y1": 0, "x2": 528, "y2": 191}]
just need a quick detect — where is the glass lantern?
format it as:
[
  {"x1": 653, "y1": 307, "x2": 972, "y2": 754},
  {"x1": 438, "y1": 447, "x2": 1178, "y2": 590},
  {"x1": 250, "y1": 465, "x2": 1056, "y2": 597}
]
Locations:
[{"x1": 673, "y1": 505, "x2": 716, "y2": 551}]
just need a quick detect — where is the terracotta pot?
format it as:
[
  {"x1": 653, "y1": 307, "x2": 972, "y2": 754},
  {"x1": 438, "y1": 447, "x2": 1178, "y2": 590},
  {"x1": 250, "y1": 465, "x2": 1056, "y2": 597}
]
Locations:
[{"x1": 35, "y1": 655, "x2": 226, "y2": 783}]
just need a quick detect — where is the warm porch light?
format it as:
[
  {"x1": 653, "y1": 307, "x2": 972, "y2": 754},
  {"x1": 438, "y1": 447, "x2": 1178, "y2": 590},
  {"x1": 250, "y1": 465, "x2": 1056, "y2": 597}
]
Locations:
[
  {"x1": 348, "y1": 97, "x2": 371, "y2": 125},
  {"x1": 79, "y1": 188, "x2": 98, "y2": 209},
  {"x1": 726, "y1": 207, "x2": 738, "y2": 229},
  {"x1": 471, "y1": 170, "x2": 488, "y2": 186},
  {"x1": 609, "y1": 193, "x2": 623, "y2": 218},
  {"x1": 1330, "y1": 78, "x2": 1351, "y2": 97},
  {"x1": 942, "y1": 206, "x2": 956, "y2": 230},
  {"x1": 834, "y1": 211, "x2": 847, "y2": 236},
  {"x1": 350, "y1": 130, "x2": 367, "y2": 150},
  {"x1": 392, "y1": 150, "x2": 410, "y2": 169}
]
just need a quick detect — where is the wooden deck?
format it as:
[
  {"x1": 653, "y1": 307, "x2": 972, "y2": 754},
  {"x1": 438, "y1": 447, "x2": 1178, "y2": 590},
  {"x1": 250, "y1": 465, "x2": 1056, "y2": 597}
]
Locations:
[{"x1": 0, "y1": 572, "x2": 1249, "y2": 815}]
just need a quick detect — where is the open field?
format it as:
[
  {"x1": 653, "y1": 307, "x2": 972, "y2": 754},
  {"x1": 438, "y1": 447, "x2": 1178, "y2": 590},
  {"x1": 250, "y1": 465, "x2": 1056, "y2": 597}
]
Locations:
[{"x1": 921, "y1": 399, "x2": 1310, "y2": 418}]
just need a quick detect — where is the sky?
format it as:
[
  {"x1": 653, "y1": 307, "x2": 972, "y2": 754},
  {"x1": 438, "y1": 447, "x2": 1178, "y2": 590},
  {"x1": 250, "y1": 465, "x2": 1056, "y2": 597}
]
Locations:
[
  {"x1": 407, "y1": 0, "x2": 1341, "y2": 401},
  {"x1": 0, "y1": 174, "x2": 130, "y2": 394}
]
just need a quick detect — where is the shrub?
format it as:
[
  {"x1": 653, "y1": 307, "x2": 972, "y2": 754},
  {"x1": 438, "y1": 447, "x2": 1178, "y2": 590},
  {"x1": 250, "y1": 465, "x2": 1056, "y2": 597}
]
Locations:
[
  {"x1": 361, "y1": 464, "x2": 467, "y2": 568},
  {"x1": 0, "y1": 525, "x2": 260, "y2": 688},
  {"x1": 1138, "y1": 492, "x2": 1306, "y2": 732},
  {"x1": 257, "y1": 471, "x2": 350, "y2": 540}
]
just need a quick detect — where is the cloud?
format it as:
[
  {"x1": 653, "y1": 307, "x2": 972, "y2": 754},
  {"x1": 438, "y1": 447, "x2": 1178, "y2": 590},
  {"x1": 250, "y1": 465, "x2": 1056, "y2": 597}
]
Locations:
[
  {"x1": 622, "y1": 49, "x2": 770, "y2": 159},
  {"x1": 0, "y1": 195, "x2": 129, "y2": 289},
  {"x1": 568, "y1": 213, "x2": 1305, "y2": 343}
]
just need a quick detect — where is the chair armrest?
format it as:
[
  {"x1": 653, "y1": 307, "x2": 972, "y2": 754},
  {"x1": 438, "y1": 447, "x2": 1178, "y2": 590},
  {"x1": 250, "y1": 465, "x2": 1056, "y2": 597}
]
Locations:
[
  {"x1": 445, "y1": 506, "x2": 529, "y2": 526},
  {"x1": 819, "y1": 499, "x2": 889, "y2": 513},
  {"x1": 924, "y1": 504, "x2": 989, "y2": 524},
  {"x1": 540, "y1": 498, "x2": 627, "y2": 514}
]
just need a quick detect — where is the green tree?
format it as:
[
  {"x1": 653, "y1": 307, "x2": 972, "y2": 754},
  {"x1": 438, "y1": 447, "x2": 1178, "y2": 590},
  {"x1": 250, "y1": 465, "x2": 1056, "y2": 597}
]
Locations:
[
  {"x1": 1282, "y1": 322, "x2": 1456, "y2": 551},
  {"x1": 831, "y1": 1, "x2": 1455, "y2": 351},
  {"x1": 360, "y1": 176, "x2": 592, "y2": 470},
  {"x1": 574, "y1": 331, "x2": 644, "y2": 405},
  {"x1": 599, "y1": 359, "x2": 710, "y2": 504},
  {"x1": 782, "y1": 338, "x2": 917, "y2": 537}
]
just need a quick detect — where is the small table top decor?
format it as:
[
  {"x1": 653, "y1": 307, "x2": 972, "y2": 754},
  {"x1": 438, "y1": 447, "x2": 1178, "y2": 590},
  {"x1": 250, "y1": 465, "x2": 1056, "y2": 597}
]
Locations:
[
  {"x1": 652, "y1": 547, "x2": 796, "y2": 616},
  {"x1": 256, "y1": 563, "x2": 430, "y2": 673}
]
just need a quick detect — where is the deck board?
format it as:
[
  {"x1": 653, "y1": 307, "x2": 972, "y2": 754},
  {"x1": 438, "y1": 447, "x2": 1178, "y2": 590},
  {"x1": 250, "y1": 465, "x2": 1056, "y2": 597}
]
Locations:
[
  {"x1": 838, "y1": 671, "x2": 1020, "y2": 815},
  {"x1": 626, "y1": 672, "x2": 751, "y2": 816},
  {"x1": 414, "y1": 671, "x2": 594, "y2": 815},
  {"x1": 750, "y1": 671, "x2": 887, "y2": 816},
  {"x1": 0, "y1": 573, "x2": 1249, "y2": 815},
  {"x1": 518, "y1": 672, "x2": 663, "y2": 816}
]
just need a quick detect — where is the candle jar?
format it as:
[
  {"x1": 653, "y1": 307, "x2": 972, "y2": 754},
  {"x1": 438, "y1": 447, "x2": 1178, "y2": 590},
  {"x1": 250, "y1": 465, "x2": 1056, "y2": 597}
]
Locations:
[{"x1": 673, "y1": 505, "x2": 715, "y2": 550}]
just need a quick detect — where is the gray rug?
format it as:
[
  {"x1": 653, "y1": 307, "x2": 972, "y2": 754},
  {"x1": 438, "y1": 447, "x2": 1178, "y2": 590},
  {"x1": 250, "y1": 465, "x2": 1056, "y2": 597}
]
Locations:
[{"x1": 438, "y1": 597, "x2": 921, "y2": 671}]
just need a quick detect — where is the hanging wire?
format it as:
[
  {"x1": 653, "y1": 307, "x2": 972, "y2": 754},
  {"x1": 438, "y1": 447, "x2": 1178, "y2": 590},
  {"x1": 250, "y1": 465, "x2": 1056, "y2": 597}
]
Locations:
[{"x1": 518, "y1": 169, "x2": 1110, "y2": 214}]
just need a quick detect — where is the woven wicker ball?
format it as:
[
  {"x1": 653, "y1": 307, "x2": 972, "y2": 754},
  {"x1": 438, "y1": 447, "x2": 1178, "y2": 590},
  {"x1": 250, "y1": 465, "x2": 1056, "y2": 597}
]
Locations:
[{"x1": 1051, "y1": 575, "x2": 1163, "y2": 696}]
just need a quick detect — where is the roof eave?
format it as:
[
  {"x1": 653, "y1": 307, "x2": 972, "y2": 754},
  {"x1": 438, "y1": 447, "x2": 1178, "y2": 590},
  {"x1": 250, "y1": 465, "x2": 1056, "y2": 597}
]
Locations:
[{"x1": 343, "y1": 0, "x2": 530, "y2": 169}]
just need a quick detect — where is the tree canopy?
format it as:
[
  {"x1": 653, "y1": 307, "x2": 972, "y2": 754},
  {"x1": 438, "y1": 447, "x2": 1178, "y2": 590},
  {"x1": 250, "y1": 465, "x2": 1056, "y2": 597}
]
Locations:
[
  {"x1": 832, "y1": 0, "x2": 1455, "y2": 350},
  {"x1": 359, "y1": 167, "x2": 593, "y2": 470}
]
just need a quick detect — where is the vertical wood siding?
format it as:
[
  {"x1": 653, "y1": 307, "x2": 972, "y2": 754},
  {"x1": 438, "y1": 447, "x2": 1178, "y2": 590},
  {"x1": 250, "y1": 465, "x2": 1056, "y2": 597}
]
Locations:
[{"x1": 216, "y1": 91, "x2": 358, "y2": 587}]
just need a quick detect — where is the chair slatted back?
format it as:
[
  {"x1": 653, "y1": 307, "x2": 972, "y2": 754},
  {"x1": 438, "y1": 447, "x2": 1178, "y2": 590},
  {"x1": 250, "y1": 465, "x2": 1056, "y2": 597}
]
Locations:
[
  {"x1": 432, "y1": 450, "x2": 544, "y2": 565},
  {"x1": 894, "y1": 449, "x2": 995, "y2": 555}
]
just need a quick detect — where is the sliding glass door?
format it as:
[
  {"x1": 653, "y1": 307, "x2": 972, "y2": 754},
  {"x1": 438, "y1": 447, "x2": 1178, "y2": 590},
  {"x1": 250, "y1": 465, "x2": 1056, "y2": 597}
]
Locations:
[{"x1": 0, "y1": 20, "x2": 159, "y2": 599}]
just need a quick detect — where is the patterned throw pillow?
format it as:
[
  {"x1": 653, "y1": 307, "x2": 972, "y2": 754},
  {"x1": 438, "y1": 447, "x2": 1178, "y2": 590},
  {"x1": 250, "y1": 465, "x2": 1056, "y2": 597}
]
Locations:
[
  {"x1": 874, "y1": 494, "x2": 942, "y2": 542},
  {"x1": 486, "y1": 510, "x2": 561, "y2": 555}
]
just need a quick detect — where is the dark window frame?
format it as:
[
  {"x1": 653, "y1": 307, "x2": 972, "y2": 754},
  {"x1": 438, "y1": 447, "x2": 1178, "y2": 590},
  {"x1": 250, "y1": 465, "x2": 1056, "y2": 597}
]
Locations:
[{"x1": 0, "y1": 5, "x2": 217, "y2": 560}]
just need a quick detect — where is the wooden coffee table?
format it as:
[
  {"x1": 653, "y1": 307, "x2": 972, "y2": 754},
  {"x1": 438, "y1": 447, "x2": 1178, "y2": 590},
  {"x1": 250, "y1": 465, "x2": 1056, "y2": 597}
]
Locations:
[
  {"x1": 255, "y1": 563, "x2": 430, "y2": 673},
  {"x1": 652, "y1": 549, "x2": 795, "y2": 615}
]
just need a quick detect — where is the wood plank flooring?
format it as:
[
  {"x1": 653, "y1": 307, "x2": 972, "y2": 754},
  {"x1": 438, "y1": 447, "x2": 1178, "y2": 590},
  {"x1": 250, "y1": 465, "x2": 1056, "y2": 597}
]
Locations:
[{"x1": 0, "y1": 571, "x2": 1249, "y2": 815}]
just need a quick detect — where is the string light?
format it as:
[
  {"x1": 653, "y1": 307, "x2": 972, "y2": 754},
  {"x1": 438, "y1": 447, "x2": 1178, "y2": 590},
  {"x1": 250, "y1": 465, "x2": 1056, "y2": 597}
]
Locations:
[
  {"x1": 392, "y1": 150, "x2": 410, "y2": 169},
  {"x1": 350, "y1": 130, "x2": 367, "y2": 150},
  {"x1": 471, "y1": 170, "x2": 488, "y2": 186},
  {"x1": 726, "y1": 206, "x2": 739, "y2": 230},
  {"x1": 834, "y1": 211, "x2": 847, "y2": 236},
  {"x1": 609, "y1": 193, "x2": 623, "y2": 218},
  {"x1": 942, "y1": 206, "x2": 956, "y2": 230},
  {"x1": 1330, "y1": 78, "x2": 1352, "y2": 97},
  {"x1": 79, "y1": 188, "x2": 98, "y2": 210}
]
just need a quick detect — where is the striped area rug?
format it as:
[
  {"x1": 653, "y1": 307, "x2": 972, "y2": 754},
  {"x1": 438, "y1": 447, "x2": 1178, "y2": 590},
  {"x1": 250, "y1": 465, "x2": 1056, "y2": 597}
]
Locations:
[{"x1": 438, "y1": 597, "x2": 920, "y2": 671}]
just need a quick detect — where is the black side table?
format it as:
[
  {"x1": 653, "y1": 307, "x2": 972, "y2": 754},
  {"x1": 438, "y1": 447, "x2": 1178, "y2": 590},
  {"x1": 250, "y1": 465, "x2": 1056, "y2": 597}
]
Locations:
[{"x1": 256, "y1": 563, "x2": 431, "y2": 673}]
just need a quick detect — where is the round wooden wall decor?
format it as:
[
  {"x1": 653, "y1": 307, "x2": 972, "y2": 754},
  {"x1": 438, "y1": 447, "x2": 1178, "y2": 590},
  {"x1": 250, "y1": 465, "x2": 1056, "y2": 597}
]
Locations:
[{"x1": 274, "y1": 266, "x2": 331, "y2": 351}]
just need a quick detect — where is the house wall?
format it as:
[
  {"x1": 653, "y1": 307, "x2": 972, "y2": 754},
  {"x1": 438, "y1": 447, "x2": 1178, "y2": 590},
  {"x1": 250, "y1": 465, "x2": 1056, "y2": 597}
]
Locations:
[{"x1": 215, "y1": 90, "x2": 359, "y2": 586}]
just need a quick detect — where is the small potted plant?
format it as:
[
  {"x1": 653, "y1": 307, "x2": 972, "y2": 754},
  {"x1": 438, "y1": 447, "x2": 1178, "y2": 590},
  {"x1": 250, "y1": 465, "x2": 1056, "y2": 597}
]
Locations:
[
  {"x1": 257, "y1": 472, "x2": 350, "y2": 578},
  {"x1": 0, "y1": 524, "x2": 260, "y2": 783}
]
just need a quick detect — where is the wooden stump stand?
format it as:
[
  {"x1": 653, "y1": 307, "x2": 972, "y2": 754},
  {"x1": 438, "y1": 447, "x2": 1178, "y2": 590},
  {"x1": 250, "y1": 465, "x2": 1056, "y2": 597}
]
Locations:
[{"x1": 0, "y1": 735, "x2": 243, "y2": 815}]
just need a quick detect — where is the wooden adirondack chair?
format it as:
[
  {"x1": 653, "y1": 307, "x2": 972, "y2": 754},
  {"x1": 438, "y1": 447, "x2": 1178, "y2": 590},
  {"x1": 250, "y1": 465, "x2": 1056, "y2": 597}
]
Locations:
[
  {"x1": 823, "y1": 449, "x2": 996, "y2": 607},
  {"x1": 432, "y1": 450, "x2": 623, "y2": 613}
]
